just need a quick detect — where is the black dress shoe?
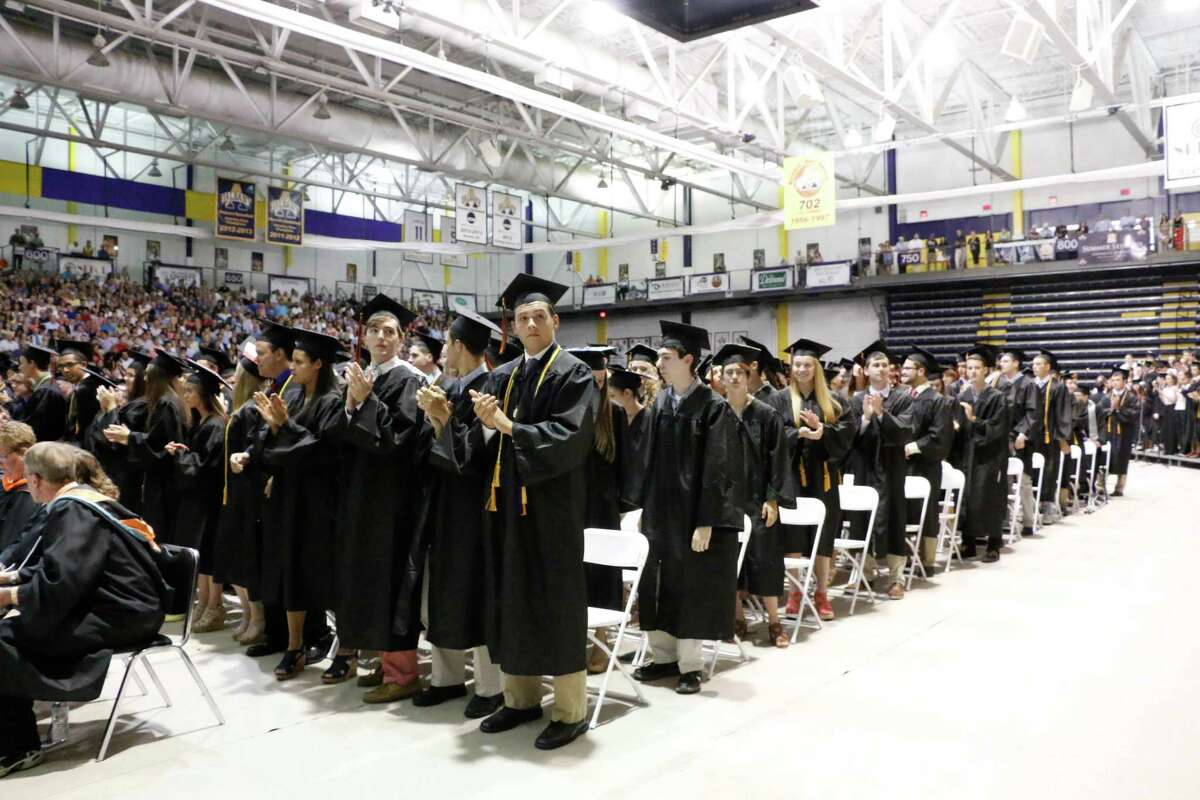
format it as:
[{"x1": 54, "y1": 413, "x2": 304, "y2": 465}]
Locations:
[
  {"x1": 413, "y1": 684, "x2": 468, "y2": 708},
  {"x1": 246, "y1": 641, "x2": 284, "y2": 658},
  {"x1": 633, "y1": 660, "x2": 680, "y2": 683},
  {"x1": 534, "y1": 720, "x2": 588, "y2": 750},
  {"x1": 675, "y1": 671, "x2": 703, "y2": 695},
  {"x1": 464, "y1": 692, "x2": 505, "y2": 719},
  {"x1": 1021, "y1": 527, "x2": 1034, "y2": 537},
  {"x1": 479, "y1": 705, "x2": 543, "y2": 733},
  {"x1": 982, "y1": 549, "x2": 1000, "y2": 563},
  {"x1": 305, "y1": 638, "x2": 333, "y2": 665}
]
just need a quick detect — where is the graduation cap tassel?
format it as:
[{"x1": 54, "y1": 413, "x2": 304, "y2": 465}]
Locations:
[
  {"x1": 1043, "y1": 382, "x2": 1052, "y2": 445},
  {"x1": 799, "y1": 461, "x2": 808, "y2": 488},
  {"x1": 823, "y1": 464, "x2": 831, "y2": 493},
  {"x1": 486, "y1": 360, "x2": 522, "y2": 513},
  {"x1": 222, "y1": 416, "x2": 234, "y2": 506},
  {"x1": 499, "y1": 299, "x2": 508, "y2": 354}
]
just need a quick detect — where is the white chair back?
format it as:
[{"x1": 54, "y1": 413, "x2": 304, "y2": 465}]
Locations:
[
  {"x1": 838, "y1": 484, "x2": 880, "y2": 512},
  {"x1": 619, "y1": 509, "x2": 641, "y2": 532},
  {"x1": 905, "y1": 475, "x2": 932, "y2": 501},
  {"x1": 1069, "y1": 444, "x2": 1082, "y2": 461},
  {"x1": 942, "y1": 466, "x2": 965, "y2": 492},
  {"x1": 584, "y1": 528, "x2": 650, "y2": 569},
  {"x1": 841, "y1": 473, "x2": 855, "y2": 486},
  {"x1": 1083, "y1": 440, "x2": 1097, "y2": 457},
  {"x1": 1007, "y1": 457, "x2": 1023, "y2": 478},
  {"x1": 1031, "y1": 451, "x2": 1045, "y2": 470},
  {"x1": 778, "y1": 497, "x2": 826, "y2": 528}
]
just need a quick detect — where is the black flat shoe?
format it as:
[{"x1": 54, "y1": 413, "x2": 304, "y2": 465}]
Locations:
[
  {"x1": 246, "y1": 641, "x2": 284, "y2": 658},
  {"x1": 321, "y1": 654, "x2": 357, "y2": 685},
  {"x1": 464, "y1": 692, "x2": 505, "y2": 719},
  {"x1": 0, "y1": 749, "x2": 43, "y2": 779},
  {"x1": 412, "y1": 683, "x2": 467, "y2": 708},
  {"x1": 274, "y1": 649, "x2": 306, "y2": 681},
  {"x1": 1021, "y1": 527, "x2": 1035, "y2": 537},
  {"x1": 675, "y1": 671, "x2": 703, "y2": 695},
  {"x1": 305, "y1": 639, "x2": 332, "y2": 665},
  {"x1": 982, "y1": 549, "x2": 1000, "y2": 563},
  {"x1": 633, "y1": 661, "x2": 680, "y2": 683},
  {"x1": 479, "y1": 705, "x2": 543, "y2": 733},
  {"x1": 534, "y1": 720, "x2": 588, "y2": 750}
]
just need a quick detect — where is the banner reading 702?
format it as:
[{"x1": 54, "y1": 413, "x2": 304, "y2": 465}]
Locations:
[{"x1": 783, "y1": 152, "x2": 836, "y2": 231}]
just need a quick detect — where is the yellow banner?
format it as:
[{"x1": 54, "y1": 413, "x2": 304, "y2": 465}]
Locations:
[{"x1": 783, "y1": 152, "x2": 836, "y2": 230}]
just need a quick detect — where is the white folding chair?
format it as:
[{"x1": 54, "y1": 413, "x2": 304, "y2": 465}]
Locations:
[
  {"x1": 1083, "y1": 440, "x2": 1099, "y2": 513},
  {"x1": 584, "y1": 528, "x2": 650, "y2": 729},
  {"x1": 831, "y1": 485, "x2": 879, "y2": 614},
  {"x1": 1030, "y1": 451, "x2": 1046, "y2": 532},
  {"x1": 841, "y1": 473, "x2": 855, "y2": 486},
  {"x1": 1004, "y1": 457, "x2": 1024, "y2": 544},
  {"x1": 703, "y1": 515, "x2": 753, "y2": 678},
  {"x1": 1068, "y1": 444, "x2": 1083, "y2": 511},
  {"x1": 1096, "y1": 442, "x2": 1112, "y2": 504},
  {"x1": 780, "y1": 498, "x2": 827, "y2": 643},
  {"x1": 903, "y1": 475, "x2": 932, "y2": 590},
  {"x1": 936, "y1": 464, "x2": 966, "y2": 572}
]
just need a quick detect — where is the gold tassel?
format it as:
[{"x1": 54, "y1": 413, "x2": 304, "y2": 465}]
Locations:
[
  {"x1": 520, "y1": 486, "x2": 528, "y2": 516},
  {"x1": 823, "y1": 464, "x2": 831, "y2": 492},
  {"x1": 486, "y1": 457, "x2": 501, "y2": 512},
  {"x1": 799, "y1": 461, "x2": 807, "y2": 488},
  {"x1": 1043, "y1": 381, "x2": 1052, "y2": 444}
]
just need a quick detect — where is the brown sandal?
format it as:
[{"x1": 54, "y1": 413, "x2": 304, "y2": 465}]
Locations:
[
  {"x1": 768, "y1": 622, "x2": 789, "y2": 648},
  {"x1": 733, "y1": 617, "x2": 749, "y2": 641}
]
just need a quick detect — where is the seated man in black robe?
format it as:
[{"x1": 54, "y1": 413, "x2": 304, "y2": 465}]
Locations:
[{"x1": 0, "y1": 442, "x2": 167, "y2": 779}]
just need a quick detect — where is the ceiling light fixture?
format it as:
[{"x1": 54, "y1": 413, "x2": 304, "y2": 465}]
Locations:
[
  {"x1": 87, "y1": 31, "x2": 110, "y2": 68},
  {"x1": 580, "y1": 1, "x2": 625, "y2": 36},
  {"x1": 220, "y1": 135, "x2": 235, "y2": 152},
  {"x1": 872, "y1": 113, "x2": 896, "y2": 143},
  {"x1": 9, "y1": 89, "x2": 29, "y2": 110},
  {"x1": 1004, "y1": 96, "x2": 1027, "y2": 123},
  {"x1": 313, "y1": 93, "x2": 332, "y2": 120},
  {"x1": 148, "y1": 159, "x2": 162, "y2": 177},
  {"x1": 843, "y1": 127, "x2": 863, "y2": 148}
]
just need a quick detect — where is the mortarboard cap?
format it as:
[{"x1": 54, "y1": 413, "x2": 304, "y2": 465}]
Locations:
[
  {"x1": 151, "y1": 348, "x2": 187, "y2": 378},
  {"x1": 905, "y1": 345, "x2": 942, "y2": 374},
  {"x1": 963, "y1": 344, "x2": 996, "y2": 368},
  {"x1": 999, "y1": 345, "x2": 1028, "y2": 363},
  {"x1": 414, "y1": 331, "x2": 445, "y2": 361},
  {"x1": 659, "y1": 320, "x2": 710, "y2": 358},
  {"x1": 823, "y1": 363, "x2": 841, "y2": 383},
  {"x1": 626, "y1": 344, "x2": 658, "y2": 365},
  {"x1": 54, "y1": 339, "x2": 94, "y2": 361},
  {"x1": 125, "y1": 349, "x2": 153, "y2": 369},
  {"x1": 487, "y1": 336, "x2": 524, "y2": 366},
  {"x1": 259, "y1": 319, "x2": 296, "y2": 352},
  {"x1": 449, "y1": 308, "x2": 502, "y2": 353},
  {"x1": 21, "y1": 344, "x2": 56, "y2": 370},
  {"x1": 838, "y1": 358, "x2": 855, "y2": 371},
  {"x1": 736, "y1": 335, "x2": 776, "y2": 372},
  {"x1": 496, "y1": 273, "x2": 569, "y2": 311},
  {"x1": 79, "y1": 367, "x2": 117, "y2": 390},
  {"x1": 186, "y1": 359, "x2": 232, "y2": 395},
  {"x1": 360, "y1": 293, "x2": 417, "y2": 328},
  {"x1": 291, "y1": 328, "x2": 342, "y2": 363},
  {"x1": 568, "y1": 346, "x2": 615, "y2": 371},
  {"x1": 783, "y1": 337, "x2": 832, "y2": 359},
  {"x1": 855, "y1": 339, "x2": 895, "y2": 366},
  {"x1": 607, "y1": 364, "x2": 643, "y2": 393},
  {"x1": 198, "y1": 345, "x2": 234, "y2": 374},
  {"x1": 1031, "y1": 349, "x2": 1059, "y2": 369},
  {"x1": 698, "y1": 354, "x2": 714, "y2": 377},
  {"x1": 1110, "y1": 364, "x2": 1131, "y2": 379},
  {"x1": 713, "y1": 343, "x2": 762, "y2": 368}
]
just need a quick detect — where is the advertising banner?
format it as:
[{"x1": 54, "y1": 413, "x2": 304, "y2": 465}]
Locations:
[
  {"x1": 154, "y1": 264, "x2": 202, "y2": 288},
  {"x1": 266, "y1": 186, "x2": 304, "y2": 246},
  {"x1": 411, "y1": 289, "x2": 445, "y2": 310},
  {"x1": 583, "y1": 284, "x2": 617, "y2": 306},
  {"x1": 805, "y1": 261, "x2": 852, "y2": 288},
  {"x1": 646, "y1": 276, "x2": 685, "y2": 301},
  {"x1": 447, "y1": 293, "x2": 476, "y2": 313},
  {"x1": 216, "y1": 177, "x2": 256, "y2": 241},
  {"x1": 688, "y1": 272, "x2": 730, "y2": 295},
  {"x1": 752, "y1": 266, "x2": 794, "y2": 292},
  {"x1": 1077, "y1": 230, "x2": 1151, "y2": 265},
  {"x1": 58, "y1": 254, "x2": 111, "y2": 279}
]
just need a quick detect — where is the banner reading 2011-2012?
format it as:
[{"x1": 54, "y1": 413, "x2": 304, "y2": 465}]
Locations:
[
  {"x1": 267, "y1": 186, "x2": 304, "y2": 246},
  {"x1": 216, "y1": 177, "x2": 257, "y2": 241}
]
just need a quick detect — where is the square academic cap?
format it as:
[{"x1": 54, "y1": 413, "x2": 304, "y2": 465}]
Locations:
[
  {"x1": 259, "y1": 319, "x2": 296, "y2": 351},
  {"x1": 80, "y1": 367, "x2": 117, "y2": 390},
  {"x1": 1031, "y1": 349, "x2": 1059, "y2": 369},
  {"x1": 659, "y1": 320, "x2": 710, "y2": 358},
  {"x1": 22, "y1": 344, "x2": 56, "y2": 370},
  {"x1": 54, "y1": 339, "x2": 94, "y2": 361},
  {"x1": 1110, "y1": 364, "x2": 1130, "y2": 379},
  {"x1": 361, "y1": 293, "x2": 417, "y2": 328},
  {"x1": 496, "y1": 273, "x2": 569, "y2": 310},
  {"x1": 567, "y1": 346, "x2": 615, "y2": 371},
  {"x1": 415, "y1": 331, "x2": 445, "y2": 361},
  {"x1": 963, "y1": 344, "x2": 997, "y2": 368},
  {"x1": 449, "y1": 308, "x2": 502, "y2": 352},
  {"x1": 607, "y1": 364, "x2": 643, "y2": 393},
  {"x1": 626, "y1": 344, "x2": 659, "y2": 364},
  {"x1": 198, "y1": 345, "x2": 234, "y2": 374},
  {"x1": 713, "y1": 343, "x2": 761, "y2": 368},
  {"x1": 186, "y1": 359, "x2": 232, "y2": 395},
  {"x1": 905, "y1": 345, "x2": 941, "y2": 374},
  {"x1": 151, "y1": 348, "x2": 187, "y2": 378},
  {"x1": 783, "y1": 337, "x2": 831, "y2": 359},
  {"x1": 292, "y1": 328, "x2": 342, "y2": 363},
  {"x1": 487, "y1": 336, "x2": 524, "y2": 365}
]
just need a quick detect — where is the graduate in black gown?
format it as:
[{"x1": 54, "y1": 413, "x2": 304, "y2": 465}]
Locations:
[
  {"x1": 996, "y1": 347, "x2": 1037, "y2": 535},
  {"x1": 461, "y1": 274, "x2": 597, "y2": 751},
  {"x1": 738, "y1": 335, "x2": 779, "y2": 402},
  {"x1": 328, "y1": 295, "x2": 428, "y2": 700},
  {"x1": 606, "y1": 365, "x2": 650, "y2": 523},
  {"x1": 1028, "y1": 350, "x2": 1073, "y2": 521},
  {"x1": 634, "y1": 321, "x2": 742, "y2": 694},
  {"x1": 213, "y1": 351, "x2": 268, "y2": 646},
  {"x1": 0, "y1": 442, "x2": 167, "y2": 779},
  {"x1": 167, "y1": 362, "x2": 229, "y2": 632},
  {"x1": 1103, "y1": 365, "x2": 1140, "y2": 496},
  {"x1": 246, "y1": 329, "x2": 345, "y2": 681},
  {"x1": 11, "y1": 345, "x2": 67, "y2": 443},
  {"x1": 953, "y1": 346, "x2": 1012, "y2": 562},
  {"x1": 765, "y1": 338, "x2": 856, "y2": 622},
  {"x1": 900, "y1": 346, "x2": 954, "y2": 567},
  {"x1": 0, "y1": 422, "x2": 38, "y2": 556},
  {"x1": 414, "y1": 307, "x2": 505, "y2": 718},
  {"x1": 86, "y1": 351, "x2": 150, "y2": 513},
  {"x1": 847, "y1": 341, "x2": 914, "y2": 600},
  {"x1": 101, "y1": 349, "x2": 186, "y2": 547},
  {"x1": 718, "y1": 344, "x2": 791, "y2": 648},
  {"x1": 53, "y1": 341, "x2": 99, "y2": 445},
  {"x1": 625, "y1": 343, "x2": 662, "y2": 407}
]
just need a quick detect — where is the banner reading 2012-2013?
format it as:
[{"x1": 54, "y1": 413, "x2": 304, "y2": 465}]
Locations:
[
  {"x1": 267, "y1": 186, "x2": 304, "y2": 246},
  {"x1": 216, "y1": 177, "x2": 256, "y2": 241}
]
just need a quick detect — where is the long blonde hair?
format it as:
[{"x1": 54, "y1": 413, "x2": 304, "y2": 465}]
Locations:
[{"x1": 791, "y1": 354, "x2": 841, "y2": 424}]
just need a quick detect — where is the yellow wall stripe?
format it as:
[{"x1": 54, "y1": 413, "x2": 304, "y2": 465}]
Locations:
[{"x1": 186, "y1": 190, "x2": 215, "y2": 221}]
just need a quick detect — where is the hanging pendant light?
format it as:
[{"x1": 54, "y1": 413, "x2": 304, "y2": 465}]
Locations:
[
  {"x1": 9, "y1": 89, "x2": 29, "y2": 110},
  {"x1": 87, "y1": 31, "x2": 110, "y2": 68}
]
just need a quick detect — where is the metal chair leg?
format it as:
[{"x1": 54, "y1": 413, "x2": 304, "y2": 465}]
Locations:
[
  {"x1": 140, "y1": 655, "x2": 173, "y2": 708},
  {"x1": 97, "y1": 654, "x2": 137, "y2": 762},
  {"x1": 177, "y1": 647, "x2": 226, "y2": 726}
]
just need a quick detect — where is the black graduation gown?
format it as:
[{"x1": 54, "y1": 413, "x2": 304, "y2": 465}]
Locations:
[
  {"x1": 424, "y1": 368, "x2": 493, "y2": 651},
  {"x1": 0, "y1": 496, "x2": 167, "y2": 702},
  {"x1": 1104, "y1": 389, "x2": 1140, "y2": 476},
  {"x1": 906, "y1": 386, "x2": 954, "y2": 539},
  {"x1": 471, "y1": 345, "x2": 597, "y2": 676},
  {"x1": 126, "y1": 397, "x2": 185, "y2": 545},
  {"x1": 1027, "y1": 378, "x2": 1073, "y2": 495},
  {"x1": 64, "y1": 381, "x2": 100, "y2": 445},
  {"x1": 86, "y1": 399, "x2": 149, "y2": 514},
  {"x1": 255, "y1": 388, "x2": 343, "y2": 610},
  {"x1": 0, "y1": 480, "x2": 37, "y2": 556},
  {"x1": 0, "y1": 506, "x2": 46, "y2": 577},
  {"x1": 172, "y1": 414, "x2": 226, "y2": 574},
  {"x1": 999, "y1": 373, "x2": 1036, "y2": 470},
  {"x1": 619, "y1": 406, "x2": 651, "y2": 506},
  {"x1": 638, "y1": 383, "x2": 743, "y2": 641},
  {"x1": 847, "y1": 389, "x2": 914, "y2": 557},
  {"x1": 732, "y1": 398, "x2": 792, "y2": 596},
  {"x1": 954, "y1": 385, "x2": 1011, "y2": 547},
  {"x1": 14, "y1": 376, "x2": 67, "y2": 442},
  {"x1": 582, "y1": 401, "x2": 634, "y2": 611},
  {"x1": 753, "y1": 384, "x2": 777, "y2": 402},
  {"x1": 333, "y1": 365, "x2": 426, "y2": 652},
  {"x1": 213, "y1": 403, "x2": 267, "y2": 590},
  {"x1": 764, "y1": 388, "x2": 856, "y2": 558}
]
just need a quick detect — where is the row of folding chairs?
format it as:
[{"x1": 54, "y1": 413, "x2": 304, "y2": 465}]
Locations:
[{"x1": 1004, "y1": 441, "x2": 1113, "y2": 544}]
